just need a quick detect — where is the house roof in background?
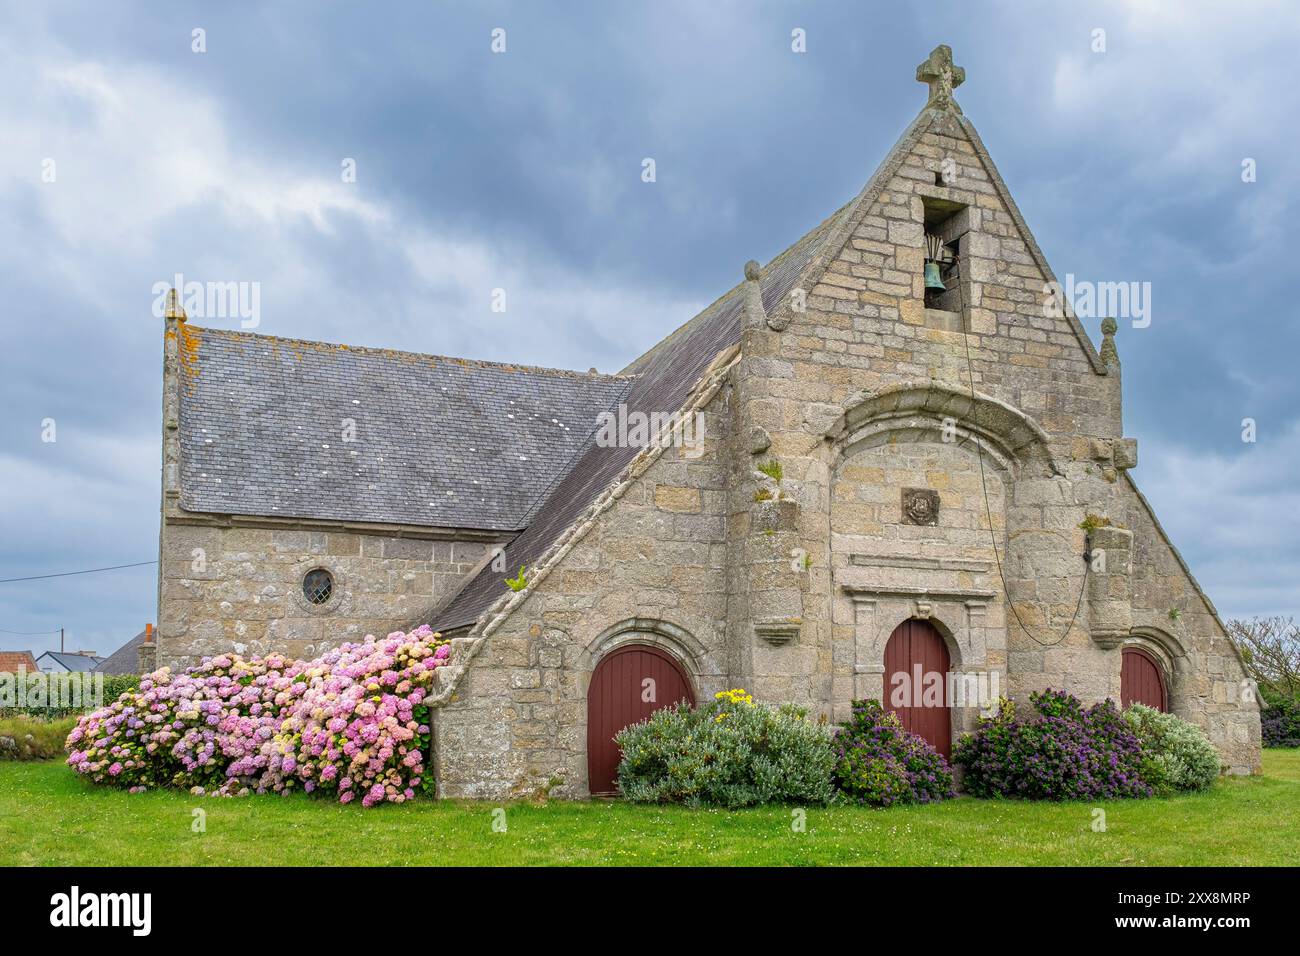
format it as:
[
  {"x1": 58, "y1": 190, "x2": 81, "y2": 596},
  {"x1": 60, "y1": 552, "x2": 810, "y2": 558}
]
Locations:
[
  {"x1": 35, "y1": 651, "x2": 105, "y2": 672},
  {"x1": 94, "y1": 629, "x2": 149, "y2": 675},
  {"x1": 176, "y1": 328, "x2": 634, "y2": 532},
  {"x1": 0, "y1": 650, "x2": 40, "y2": 673}
]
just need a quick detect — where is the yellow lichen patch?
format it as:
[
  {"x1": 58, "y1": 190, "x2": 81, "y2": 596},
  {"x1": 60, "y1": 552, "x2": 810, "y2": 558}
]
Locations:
[{"x1": 174, "y1": 323, "x2": 204, "y2": 392}]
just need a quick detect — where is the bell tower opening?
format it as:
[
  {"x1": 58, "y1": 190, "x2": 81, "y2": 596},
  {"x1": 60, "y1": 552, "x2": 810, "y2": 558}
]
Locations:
[{"x1": 921, "y1": 196, "x2": 970, "y2": 314}]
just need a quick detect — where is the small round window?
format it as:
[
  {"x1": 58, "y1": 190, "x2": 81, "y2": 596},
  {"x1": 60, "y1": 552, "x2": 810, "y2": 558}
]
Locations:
[{"x1": 302, "y1": 568, "x2": 334, "y2": 605}]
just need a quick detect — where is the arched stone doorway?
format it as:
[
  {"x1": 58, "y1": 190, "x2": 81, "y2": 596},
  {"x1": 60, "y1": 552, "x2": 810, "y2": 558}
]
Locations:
[
  {"x1": 1121, "y1": 646, "x2": 1167, "y2": 711},
  {"x1": 586, "y1": 643, "x2": 695, "y2": 796},
  {"x1": 883, "y1": 618, "x2": 953, "y2": 758}
]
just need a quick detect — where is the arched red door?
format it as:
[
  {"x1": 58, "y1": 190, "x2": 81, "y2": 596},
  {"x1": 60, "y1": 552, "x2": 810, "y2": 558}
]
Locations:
[
  {"x1": 1121, "y1": 647, "x2": 1167, "y2": 711},
  {"x1": 586, "y1": 644, "x2": 694, "y2": 795},
  {"x1": 883, "y1": 618, "x2": 952, "y2": 758}
]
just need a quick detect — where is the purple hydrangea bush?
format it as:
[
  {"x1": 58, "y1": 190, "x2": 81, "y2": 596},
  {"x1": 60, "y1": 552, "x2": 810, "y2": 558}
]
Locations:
[
  {"x1": 953, "y1": 689, "x2": 1151, "y2": 801},
  {"x1": 65, "y1": 626, "x2": 450, "y2": 807},
  {"x1": 831, "y1": 700, "x2": 955, "y2": 806}
]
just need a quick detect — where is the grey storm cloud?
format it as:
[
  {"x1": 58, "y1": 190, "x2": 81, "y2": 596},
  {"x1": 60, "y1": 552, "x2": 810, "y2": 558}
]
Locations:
[{"x1": 1, "y1": 0, "x2": 1297, "y2": 656}]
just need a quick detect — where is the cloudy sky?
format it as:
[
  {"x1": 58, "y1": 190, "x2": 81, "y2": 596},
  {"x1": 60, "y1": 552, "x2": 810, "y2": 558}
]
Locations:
[{"x1": 1, "y1": 0, "x2": 1296, "y2": 658}]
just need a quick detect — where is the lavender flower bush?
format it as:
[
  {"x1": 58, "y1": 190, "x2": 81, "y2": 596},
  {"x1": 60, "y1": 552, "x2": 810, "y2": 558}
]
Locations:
[
  {"x1": 831, "y1": 700, "x2": 954, "y2": 806},
  {"x1": 953, "y1": 689, "x2": 1151, "y2": 801},
  {"x1": 65, "y1": 626, "x2": 449, "y2": 807}
]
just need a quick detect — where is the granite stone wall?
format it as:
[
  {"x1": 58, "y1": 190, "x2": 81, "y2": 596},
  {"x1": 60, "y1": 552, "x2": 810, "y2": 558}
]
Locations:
[{"x1": 157, "y1": 520, "x2": 498, "y2": 669}]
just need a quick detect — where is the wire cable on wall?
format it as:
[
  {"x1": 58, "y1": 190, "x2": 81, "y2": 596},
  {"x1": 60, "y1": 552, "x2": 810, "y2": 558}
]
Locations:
[{"x1": 953, "y1": 257, "x2": 1086, "y2": 648}]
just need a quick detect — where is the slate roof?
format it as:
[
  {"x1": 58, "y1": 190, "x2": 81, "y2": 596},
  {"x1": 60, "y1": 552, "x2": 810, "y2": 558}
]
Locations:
[
  {"x1": 430, "y1": 202, "x2": 848, "y2": 631},
  {"x1": 0, "y1": 650, "x2": 39, "y2": 674},
  {"x1": 178, "y1": 331, "x2": 633, "y2": 532},
  {"x1": 95, "y1": 629, "x2": 148, "y2": 675},
  {"x1": 36, "y1": 651, "x2": 105, "y2": 672}
]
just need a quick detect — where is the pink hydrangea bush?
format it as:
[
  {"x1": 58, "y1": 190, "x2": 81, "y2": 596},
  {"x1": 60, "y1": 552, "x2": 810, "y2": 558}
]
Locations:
[{"x1": 66, "y1": 626, "x2": 449, "y2": 807}]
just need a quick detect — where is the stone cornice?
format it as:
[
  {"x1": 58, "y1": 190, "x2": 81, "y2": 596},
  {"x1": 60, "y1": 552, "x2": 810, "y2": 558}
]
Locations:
[
  {"x1": 841, "y1": 583, "x2": 997, "y2": 602},
  {"x1": 849, "y1": 553, "x2": 992, "y2": 573},
  {"x1": 164, "y1": 509, "x2": 508, "y2": 542}
]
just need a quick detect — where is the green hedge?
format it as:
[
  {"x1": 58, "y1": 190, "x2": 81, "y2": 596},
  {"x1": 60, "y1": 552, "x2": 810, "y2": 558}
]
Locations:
[{"x1": 0, "y1": 672, "x2": 140, "y2": 719}]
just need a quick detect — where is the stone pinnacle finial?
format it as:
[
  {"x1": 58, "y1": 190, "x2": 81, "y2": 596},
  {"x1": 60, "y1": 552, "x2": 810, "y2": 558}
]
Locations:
[
  {"x1": 1099, "y1": 316, "x2": 1119, "y2": 369},
  {"x1": 916, "y1": 44, "x2": 965, "y2": 113},
  {"x1": 165, "y1": 287, "x2": 187, "y2": 322},
  {"x1": 741, "y1": 260, "x2": 766, "y2": 331}
]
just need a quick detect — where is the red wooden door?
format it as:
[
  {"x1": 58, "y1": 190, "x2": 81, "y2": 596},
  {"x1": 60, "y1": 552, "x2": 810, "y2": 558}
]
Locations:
[
  {"x1": 1121, "y1": 647, "x2": 1166, "y2": 711},
  {"x1": 586, "y1": 644, "x2": 694, "y2": 795},
  {"x1": 883, "y1": 618, "x2": 952, "y2": 758}
]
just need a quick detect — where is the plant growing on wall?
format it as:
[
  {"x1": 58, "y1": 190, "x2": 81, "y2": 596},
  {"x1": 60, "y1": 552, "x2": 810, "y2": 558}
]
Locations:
[
  {"x1": 1078, "y1": 513, "x2": 1113, "y2": 534},
  {"x1": 505, "y1": 565, "x2": 528, "y2": 591}
]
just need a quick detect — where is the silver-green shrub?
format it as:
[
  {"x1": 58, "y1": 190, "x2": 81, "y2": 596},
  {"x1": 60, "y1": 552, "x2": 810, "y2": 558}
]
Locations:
[
  {"x1": 1123, "y1": 703, "x2": 1221, "y2": 794},
  {"x1": 615, "y1": 692, "x2": 837, "y2": 807}
]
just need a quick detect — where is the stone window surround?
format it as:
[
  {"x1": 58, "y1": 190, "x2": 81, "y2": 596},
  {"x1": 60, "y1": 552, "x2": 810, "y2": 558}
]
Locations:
[
  {"x1": 821, "y1": 381, "x2": 1059, "y2": 483},
  {"x1": 289, "y1": 560, "x2": 350, "y2": 616}
]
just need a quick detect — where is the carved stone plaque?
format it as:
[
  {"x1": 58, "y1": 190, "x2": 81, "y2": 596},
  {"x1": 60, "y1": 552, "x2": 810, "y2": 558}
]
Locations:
[{"x1": 902, "y1": 488, "x2": 939, "y2": 526}]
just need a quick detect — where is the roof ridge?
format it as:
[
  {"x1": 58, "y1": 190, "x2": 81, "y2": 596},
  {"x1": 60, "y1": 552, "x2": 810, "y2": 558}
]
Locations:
[{"x1": 185, "y1": 325, "x2": 639, "y2": 382}]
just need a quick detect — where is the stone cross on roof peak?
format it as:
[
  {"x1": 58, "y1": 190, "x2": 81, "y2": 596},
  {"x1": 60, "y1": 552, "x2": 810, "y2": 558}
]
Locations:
[{"x1": 916, "y1": 44, "x2": 965, "y2": 114}]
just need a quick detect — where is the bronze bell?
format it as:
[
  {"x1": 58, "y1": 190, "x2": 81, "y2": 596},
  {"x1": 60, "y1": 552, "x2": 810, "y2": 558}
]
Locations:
[{"x1": 924, "y1": 260, "x2": 946, "y2": 290}]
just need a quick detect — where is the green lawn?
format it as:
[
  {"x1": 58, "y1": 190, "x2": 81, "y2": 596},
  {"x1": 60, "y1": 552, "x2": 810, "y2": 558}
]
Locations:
[{"x1": 3, "y1": 751, "x2": 1298, "y2": 866}]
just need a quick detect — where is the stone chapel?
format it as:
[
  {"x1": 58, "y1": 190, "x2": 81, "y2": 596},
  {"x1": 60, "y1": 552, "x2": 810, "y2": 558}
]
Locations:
[{"x1": 156, "y1": 45, "x2": 1262, "y2": 797}]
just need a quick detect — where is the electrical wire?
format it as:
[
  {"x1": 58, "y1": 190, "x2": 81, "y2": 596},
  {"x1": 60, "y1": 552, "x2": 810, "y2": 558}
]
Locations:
[{"x1": 0, "y1": 560, "x2": 157, "y2": 585}]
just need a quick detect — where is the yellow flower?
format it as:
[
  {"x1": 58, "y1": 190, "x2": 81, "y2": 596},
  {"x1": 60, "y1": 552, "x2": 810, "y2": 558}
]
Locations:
[{"x1": 714, "y1": 687, "x2": 754, "y2": 707}]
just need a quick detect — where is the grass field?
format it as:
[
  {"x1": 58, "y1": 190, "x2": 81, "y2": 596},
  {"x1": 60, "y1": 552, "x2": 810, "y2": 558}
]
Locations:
[{"x1": 2, "y1": 751, "x2": 1297, "y2": 866}]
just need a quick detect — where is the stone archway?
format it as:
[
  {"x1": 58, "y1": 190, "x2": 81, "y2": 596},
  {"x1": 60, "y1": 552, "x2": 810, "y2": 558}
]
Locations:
[
  {"x1": 585, "y1": 643, "x2": 695, "y2": 796},
  {"x1": 824, "y1": 380, "x2": 1060, "y2": 478},
  {"x1": 1121, "y1": 645, "x2": 1167, "y2": 711}
]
